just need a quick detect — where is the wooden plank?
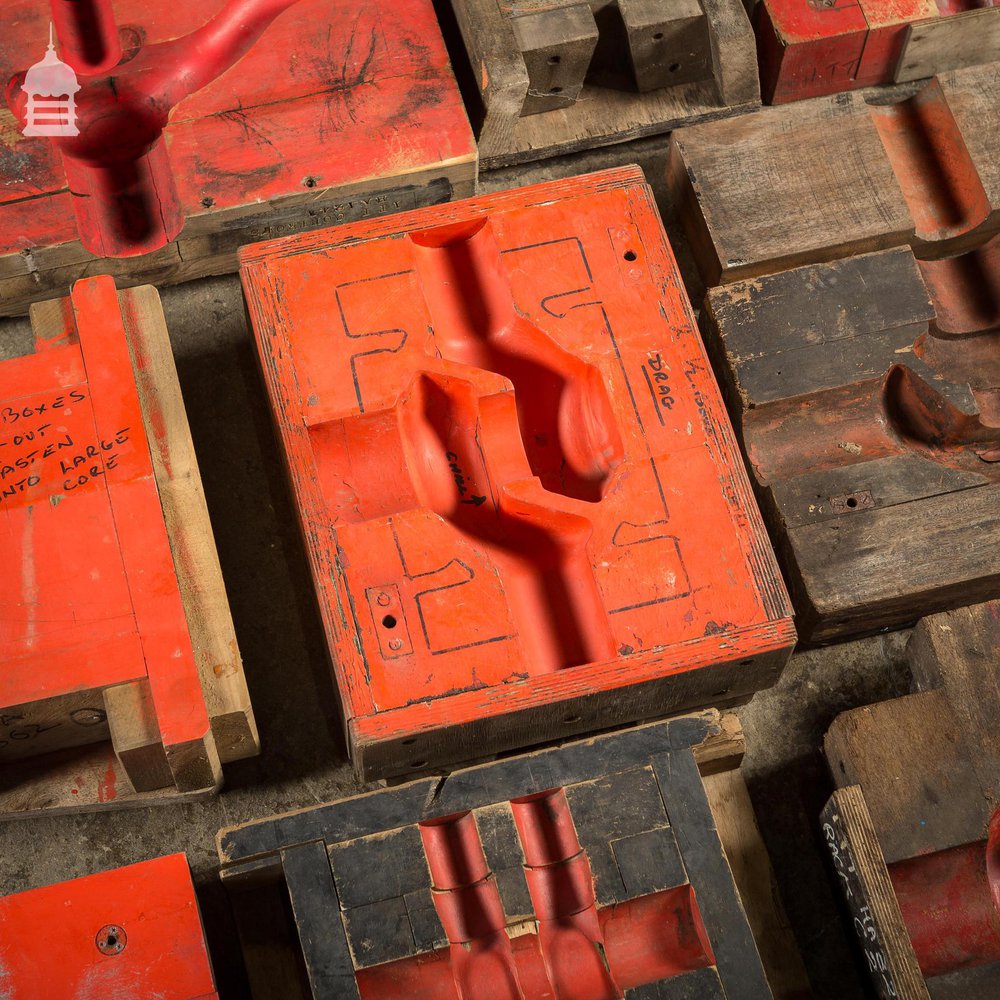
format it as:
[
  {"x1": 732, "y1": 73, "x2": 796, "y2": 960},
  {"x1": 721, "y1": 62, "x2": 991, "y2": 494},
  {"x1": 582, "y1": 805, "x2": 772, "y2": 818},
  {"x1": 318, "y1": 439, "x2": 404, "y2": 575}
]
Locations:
[
  {"x1": 241, "y1": 165, "x2": 795, "y2": 781},
  {"x1": 821, "y1": 787, "x2": 929, "y2": 1000},
  {"x1": 0, "y1": 0, "x2": 476, "y2": 317},
  {"x1": 668, "y1": 62, "x2": 1000, "y2": 285},
  {"x1": 906, "y1": 600, "x2": 1000, "y2": 806},
  {"x1": 824, "y1": 691, "x2": 989, "y2": 862},
  {"x1": 451, "y1": 0, "x2": 759, "y2": 168},
  {"x1": 703, "y1": 768, "x2": 811, "y2": 998},
  {"x1": 897, "y1": 8, "x2": 1000, "y2": 84}
]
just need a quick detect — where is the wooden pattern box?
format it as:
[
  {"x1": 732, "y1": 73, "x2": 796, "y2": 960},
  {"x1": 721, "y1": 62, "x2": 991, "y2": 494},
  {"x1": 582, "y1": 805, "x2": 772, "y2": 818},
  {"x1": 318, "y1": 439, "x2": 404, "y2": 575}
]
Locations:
[
  {"x1": 754, "y1": 0, "x2": 1000, "y2": 104},
  {"x1": 0, "y1": 276, "x2": 257, "y2": 817},
  {"x1": 447, "y1": 0, "x2": 760, "y2": 168},
  {"x1": 0, "y1": 853, "x2": 217, "y2": 999},
  {"x1": 667, "y1": 62, "x2": 1000, "y2": 285},
  {"x1": 700, "y1": 242, "x2": 1000, "y2": 642},
  {"x1": 241, "y1": 166, "x2": 795, "y2": 780},
  {"x1": 218, "y1": 711, "x2": 797, "y2": 999},
  {"x1": 822, "y1": 601, "x2": 1000, "y2": 997},
  {"x1": 0, "y1": 0, "x2": 476, "y2": 317}
]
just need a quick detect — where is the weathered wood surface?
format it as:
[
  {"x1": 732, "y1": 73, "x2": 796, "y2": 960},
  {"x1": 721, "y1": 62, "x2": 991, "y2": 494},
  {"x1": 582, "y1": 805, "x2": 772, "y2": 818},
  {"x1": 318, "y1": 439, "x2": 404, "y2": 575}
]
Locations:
[
  {"x1": 0, "y1": 277, "x2": 257, "y2": 818},
  {"x1": 220, "y1": 712, "x2": 802, "y2": 998},
  {"x1": 668, "y1": 62, "x2": 1000, "y2": 285},
  {"x1": 0, "y1": 854, "x2": 218, "y2": 999},
  {"x1": 754, "y1": 0, "x2": 999, "y2": 103},
  {"x1": 823, "y1": 600, "x2": 1000, "y2": 998},
  {"x1": 701, "y1": 244, "x2": 1000, "y2": 643},
  {"x1": 0, "y1": 0, "x2": 476, "y2": 317},
  {"x1": 450, "y1": 0, "x2": 759, "y2": 167},
  {"x1": 242, "y1": 165, "x2": 795, "y2": 781}
]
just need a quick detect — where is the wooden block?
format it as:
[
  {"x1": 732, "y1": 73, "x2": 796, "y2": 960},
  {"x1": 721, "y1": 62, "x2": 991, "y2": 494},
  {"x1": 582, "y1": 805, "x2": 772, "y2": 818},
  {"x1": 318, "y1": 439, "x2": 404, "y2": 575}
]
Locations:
[
  {"x1": 219, "y1": 713, "x2": 777, "y2": 999},
  {"x1": 701, "y1": 244, "x2": 1000, "y2": 642},
  {"x1": 511, "y1": 4, "x2": 599, "y2": 115},
  {"x1": 0, "y1": 854, "x2": 218, "y2": 999},
  {"x1": 822, "y1": 601, "x2": 1000, "y2": 995},
  {"x1": 668, "y1": 63, "x2": 1000, "y2": 285},
  {"x1": 0, "y1": 277, "x2": 258, "y2": 817},
  {"x1": 755, "y1": 0, "x2": 998, "y2": 103},
  {"x1": 452, "y1": 0, "x2": 759, "y2": 167},
  {"x1": 241, "y1": 166, "x2": 795, "y2": 781},
  {"x1": 0, "y1": 0, "x2": 476, "y2": 318}
]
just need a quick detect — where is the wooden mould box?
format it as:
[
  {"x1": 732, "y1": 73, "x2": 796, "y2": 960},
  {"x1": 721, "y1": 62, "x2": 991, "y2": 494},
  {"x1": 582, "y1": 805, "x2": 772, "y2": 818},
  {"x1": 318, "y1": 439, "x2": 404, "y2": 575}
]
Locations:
[
  {"x1": 447, "y1": 0, "x2": 760, "y2": 168},
  {"x1": 667, "y1": 62, "x2": 1000, "y2": 285},
  {"x1": 218, "y1": 711, "x2": 806, "y2": 999},
  {"x1": 822, "y1": 600, "x2": 1000, "y2": 998},
  {"x1": 0, "y1": 853, "x2": 218, "y2": 999},
  {"x1": 0, "y1": 0, "x2": 476, "y2": 318},
  {"x1": 0, "y1": 276, "x2": 257, "y2": 817},
  {"x1": 700, "y1": 242, "x2": 1000, "y2": 642},
  {"x1": 753, "y1": 0, "x2": 1000, "y2": 104},
  {"x1": 241, "y1": 166, "x2": 795, "y2": 781}
]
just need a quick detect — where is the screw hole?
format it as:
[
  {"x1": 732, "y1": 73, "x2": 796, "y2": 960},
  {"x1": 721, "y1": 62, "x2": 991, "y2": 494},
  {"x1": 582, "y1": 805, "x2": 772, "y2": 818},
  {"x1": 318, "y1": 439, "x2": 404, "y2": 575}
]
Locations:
[
  {"x1": 549, "y1": 86, "x2": 563, "y2": 94},
  {"x1": 669, "y1": 62, "x2": 680, "y2": 72},
  {"x1": 200, "y1": 196, "x2": 214, "y2": 209},
  {"x1": 623, "y1": 250, "x2": 637, "y2": 261},
  {"x1": 382, "y1": 614, "x2": 397, "y2": 629},
  {"x1": 548, "y1": 55, "x2": 561, "y2": 64},
  {"x1": 302, "y1": 176, "x2": 317, "y2": 188},
  {"x1": 846, "y1": 497, "x2": 858, "y2": 508},
  {"x1": 653, "y1": 32, "x2": 664, "y2": 40}
]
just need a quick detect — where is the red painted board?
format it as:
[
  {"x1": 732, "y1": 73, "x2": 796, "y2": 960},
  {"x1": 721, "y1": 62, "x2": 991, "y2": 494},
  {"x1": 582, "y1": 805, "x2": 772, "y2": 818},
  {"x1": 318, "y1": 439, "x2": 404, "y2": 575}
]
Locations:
[
  {"x1": 241, "y1": 166, "x2": 796, "y2": 778},
  {"x1": 0, "y1": 0, "x2": 474, "y2": 252},
  {"x1": 0, "y1": 277, "x2": 208, "y2": 758},
  {"x1": 0, "y1": 853, "x2": 217, "y2": 999},
  {"x1": 756, "y1": 0, "x2": 950, "y2": 104}
]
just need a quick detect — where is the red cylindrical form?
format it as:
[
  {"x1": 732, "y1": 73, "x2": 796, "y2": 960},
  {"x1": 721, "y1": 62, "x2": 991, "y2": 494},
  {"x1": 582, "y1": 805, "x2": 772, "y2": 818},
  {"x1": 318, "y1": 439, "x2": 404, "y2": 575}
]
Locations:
[
  {"x1": 889, "y1": 837, "x2": 1000, "y2": 979},
  {"x1": 51, "y1": 0, "x2": 123, "y2": 76}
]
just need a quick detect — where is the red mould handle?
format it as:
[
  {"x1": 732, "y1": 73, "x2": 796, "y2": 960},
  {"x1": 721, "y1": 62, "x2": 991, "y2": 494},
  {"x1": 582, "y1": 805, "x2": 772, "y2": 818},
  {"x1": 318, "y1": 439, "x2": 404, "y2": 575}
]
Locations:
[{"x1": 8, "y1": 0, "x2": 303, "y2": 258}]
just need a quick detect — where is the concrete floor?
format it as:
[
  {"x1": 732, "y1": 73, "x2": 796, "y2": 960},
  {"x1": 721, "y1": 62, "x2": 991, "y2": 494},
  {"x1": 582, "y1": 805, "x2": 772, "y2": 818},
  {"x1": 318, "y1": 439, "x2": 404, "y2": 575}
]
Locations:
[{"x1": 0, "y1": 137, "x2": 923, "y2": 998}]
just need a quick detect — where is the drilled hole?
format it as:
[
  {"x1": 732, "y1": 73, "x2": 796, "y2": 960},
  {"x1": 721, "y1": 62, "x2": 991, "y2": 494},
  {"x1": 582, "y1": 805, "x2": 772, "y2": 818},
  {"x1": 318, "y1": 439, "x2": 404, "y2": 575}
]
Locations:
[
  {"x1": 846, "y1": 497, "x2": 858, "y2": 508},
  {"x1": 669, "y1": 63, "x2": 680, "y2": 72},
  {"x1": 549, "y1": 86, "x2": 563, "y2": 94},
  {"x1": 382, "y1": 614, "x2": 397, "y2": 629},
  {"x1": 623, "y1": 250, "x2": 637, "y2": 261},
  {"x1": 548, "y1": 55, "x2": 561, "y2": 64},
  {"x1": 652, "y1": 32, "x2": 664, "y2": 40},
  {"x1": 302, "y1": 176, "x2": 317, "y2": 188}
]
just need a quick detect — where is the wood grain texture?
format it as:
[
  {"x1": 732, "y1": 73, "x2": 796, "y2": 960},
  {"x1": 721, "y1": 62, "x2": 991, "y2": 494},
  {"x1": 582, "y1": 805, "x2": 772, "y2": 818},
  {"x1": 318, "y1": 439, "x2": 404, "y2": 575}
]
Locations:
[
  {"x1": 668, "y1": 62, "x2": 1000, "y2": 285},
  {"x1": 821, "y1": 787, "x2": 929, "y2": 1000},
  {"x1": 451, "y1": 0, "x2": 759, "y2": 168},
  {"x1": 242, "y1": 166, "x2": 795, "y2": 781},
  {"x1": 0, "y1": 0, "x2": 476, "y2": 317},
  {"x1": 897, "y1": 8, "x2": 1000, "y2": 84},
  {"x1": 700, "y1": 242, "x2": 1000, "y2": 643},
  {"x1": 219, "y1": 713, "x2": 776, "y2": 999},
  {"x1": 0, "y1": 278, "x2": 256, "y2": 817}
]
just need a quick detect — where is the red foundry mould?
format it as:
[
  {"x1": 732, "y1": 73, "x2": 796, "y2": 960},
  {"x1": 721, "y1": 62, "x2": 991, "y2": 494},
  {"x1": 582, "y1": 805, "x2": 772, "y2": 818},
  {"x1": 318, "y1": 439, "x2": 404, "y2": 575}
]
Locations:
[
  {"x1": 0, "y1": 853, "x2": 217, "y2": 999},
  {"x1": 241, "y1": 166, "x2": 796, "y2": 780}
]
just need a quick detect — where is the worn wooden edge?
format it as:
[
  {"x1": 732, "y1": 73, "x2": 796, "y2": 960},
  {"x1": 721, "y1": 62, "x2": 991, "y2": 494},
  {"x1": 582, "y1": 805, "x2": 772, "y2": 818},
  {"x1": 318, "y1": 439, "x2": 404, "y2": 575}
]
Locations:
[
  {"x1": 704, "y1": 768, "x2": 812, "y2": 998},
  {"x1": 0, "y1": 280, "x2": 252, "y2": 817},
  {"x1": 453, "y1": 0, "x2": 759, "y2": 169},
  {"x1": 821, "y1": 787, "x2": 930, "y2": 999},
  {"x1": 119, "y1": 283, "x2": 259, "y2": 766},
  {"x1": 0, "y1": 158, "x2": 478, "y2": 318}
]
